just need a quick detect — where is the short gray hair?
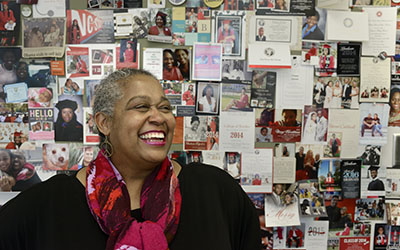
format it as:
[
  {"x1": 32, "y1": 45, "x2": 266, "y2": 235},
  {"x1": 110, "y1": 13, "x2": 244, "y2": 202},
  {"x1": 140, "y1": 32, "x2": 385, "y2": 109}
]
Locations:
[{"x1": 93, "y1": 68, "x2": 157, "y2": 146}]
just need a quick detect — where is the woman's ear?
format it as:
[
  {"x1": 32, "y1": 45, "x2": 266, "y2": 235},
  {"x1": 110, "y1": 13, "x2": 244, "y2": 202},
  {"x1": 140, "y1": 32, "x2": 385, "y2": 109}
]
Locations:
[{"x1": 94, "y1": 112, "x2": 111, "y2": 136}]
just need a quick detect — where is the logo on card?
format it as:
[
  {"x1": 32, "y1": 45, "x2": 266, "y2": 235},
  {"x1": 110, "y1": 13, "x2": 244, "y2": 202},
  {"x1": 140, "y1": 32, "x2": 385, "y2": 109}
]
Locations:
[
  {"x1": 376, "y1": 11, "x2": 382, "y2": 17},
  {"x1": 343, "y1": 18, "x2": 353, "y2": 28},
  {"x1": 264, "y1": 48, "x2": 274, "y2": 57}
]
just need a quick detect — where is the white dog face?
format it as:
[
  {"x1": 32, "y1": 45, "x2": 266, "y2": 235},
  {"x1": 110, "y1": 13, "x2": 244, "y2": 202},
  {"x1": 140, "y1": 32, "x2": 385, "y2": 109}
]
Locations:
[{"x1": 44, "y1": 144, "x2": 69, "y2": 170}]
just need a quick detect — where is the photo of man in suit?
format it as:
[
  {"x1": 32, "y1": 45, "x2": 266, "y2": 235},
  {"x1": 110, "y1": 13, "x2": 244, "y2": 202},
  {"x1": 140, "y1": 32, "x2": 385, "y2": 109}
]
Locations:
[
  {"x1": 342, "y1": 78, "x2": 352, "y2": 107},
  {"x1": 367, "y1": 166, "x2": 385, "y2": 191},
  {"x1": 256, "y1": 27, "x2": 266, "y2": 41},
  {"x1": 266, "y1": 183, "x2": 284, "y2": 207}
]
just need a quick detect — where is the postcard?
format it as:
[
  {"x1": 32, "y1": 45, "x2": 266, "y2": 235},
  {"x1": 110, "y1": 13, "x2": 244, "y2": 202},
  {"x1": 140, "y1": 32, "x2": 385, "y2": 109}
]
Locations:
[
  {"x1": 241, "y1": 149, "x2": 273, "y2": 193},
  {"x1": 29, "y1": 108, "x2": 54, "y2": 141},
  {"x1": 28, "y1": 88, "x2": 53, "y2": 108},
  {"x1": 22, "y1": 17, "x2": 65, "y2": 58},
  {"x1": 83, "y1": 107, "x2": 99, "y2": 145},
  {"x1": 32, "y1": 0, "x2": 65, "y2": 18},
  {"x1": 4, "y1": 82, "x2": 28, "y2": 103},
  {"x1": 89, "y1": 44, "x2": 116, "y2": 79},
  {"x1": 298, "y1": 180, "x2": 327, "y2": 217},
  {"x1": 67, "y1": 10, "x2": 115, "y2": 44},
  {"x1": 276, "y1": 56, "x2": 314, "y2": 109},
  {"x1": 264, "y1": 183, "x2": 300, "y2": 227},
  {"x1": 192, "y1": 43, "x2": 222, "y2": 81},
  {"x1": 362, "y1": 7, "x2": 396, "y2": 56},
  {"x1": 326, "y1": 11, "x2": 369, "y2": 41},
  {"x1": 341, "y1": 160, "x2": 361, "y2": 199},
  {"x1": 195, "y1": 82, "x2": 220, "y2": 115},
  {"x1": 337, "y1": 43, "x2": 361, "y2": 76},
  {"x1": 248, "y1": 43, "x2": 291, "y2": 69},
  {"x1": 219, "y1": 111, "x2": 255, "y2": 152},
  {"x1": 65, "y1": 45, "x2": 90, "y2": 78},
  {"x1": 360, "y1": 57, "x2": 390, "y2": 103},
  {"x1": 221, "y1": 59, "x2": 252, "y2": 83},
  {"x1": 116, "y1": 40, "x2": 139, "y2": 70},
  {"x1": 301, "y1": 8, "x2": 327, "y2": 41},
  {"x1": 142, "y1": 48, "x2": 163, "y2": 80},
  {"x1": 0, "y1": 1, "x2": 19, "y2": 47},
  {"x1": 50, "y1": 61, "x2": 65, "y2": 76},
  {"x1": 360, "y1": 164, "x2": 386, "y2": 198},
  {"x1": 318, "y1": 159, "x2": 341, "y2": 192},
  {"x1": 183, "y1": 116, "x2": 219, "y2": 151},
  {"x1": 328, "y1": 109, "x2": 360, "y2": 158},
  {"x1": 272, "y1": 109, "x2": 302, "y2": 143},
  {"x1": 273, "y1": 157, "x2": 295, "y2": 183},
  {"x1": 213, "y1": 11, "x2": 246, "y2": 60},
  {"x1": 359, "y1": 103, "x2": 390, "y2": 145},
  {"x1": 340, "y1": 237, "x2": 370, "y2": 250},
  {"x1": 315, "y1": 43, "x2": 337, "y2": 77},
  {"x1": 302, "y1": 105, "x2": 329, "y2": 144},
  {"x1": 147, "y1": 8, "x2": 172, "y2": 43},
  {"x1": 250, "y1": 70, "x2": 276, "y2": 108}
]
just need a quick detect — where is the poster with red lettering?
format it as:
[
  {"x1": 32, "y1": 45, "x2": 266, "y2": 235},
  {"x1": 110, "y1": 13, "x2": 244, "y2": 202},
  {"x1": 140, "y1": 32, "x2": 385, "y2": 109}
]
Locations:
[
  {"x1": 67, "y1": 9, "x2": 115, "y2": 44},
  {"x1": 339, "y1": 237, "x2": 370, "y2": 250}
]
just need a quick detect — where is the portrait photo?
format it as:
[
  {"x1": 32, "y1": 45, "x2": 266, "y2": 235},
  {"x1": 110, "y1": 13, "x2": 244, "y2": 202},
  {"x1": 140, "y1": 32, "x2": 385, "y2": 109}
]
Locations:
[
  {"x1": 0, "y1": 1, "x2": 20, "y2": 46},
  {"x1": 196, "y1": 82, "x2": 220, "y2": 114},
  {"x1": 272, "y1": 0, "x2": 290, "y2": 12},
  {"x1": 302, "y1": 8, "x2": 327, "y2": 41},
  {"x1": 318, "y1": 159, "x2": 341, "y2": 192},
  {"x1": 54, "y1": 95, "x2": 84, "y2": 142},
  {"x1": 302, "y1": 105, "x2": 328, "y2": 144},
  {"x1": 117, "y1": 39, "x2": 139, "y2": 69},
  {"x1": 162, "y1": 48, "x2": 191, "y2": 81},
  {"x1": 215, "y1": 14, "x2": 244, "y2": 58},
  {"x1": 148, "y1": 9, "x2": 173, "y2": 43}
]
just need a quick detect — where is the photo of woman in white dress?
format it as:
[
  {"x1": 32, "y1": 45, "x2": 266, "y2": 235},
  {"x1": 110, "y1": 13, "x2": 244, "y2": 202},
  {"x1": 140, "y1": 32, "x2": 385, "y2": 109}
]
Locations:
[
  {"x1": 350, "y1": 79, "x2": 359, "y2": 109},
  {"x1": 303, "y1": 111, "x2": 317, "y2": 142},
  {"x1": 332, "y1": 80, "x2": 342, "y2": 109},
  {"x1": 324, "y1": 80, "x2": 333, "y2": 109}
]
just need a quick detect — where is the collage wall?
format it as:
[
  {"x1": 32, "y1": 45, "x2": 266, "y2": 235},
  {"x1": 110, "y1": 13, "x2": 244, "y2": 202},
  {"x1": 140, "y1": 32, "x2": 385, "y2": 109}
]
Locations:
[{"x1": 1, "y1": 0, "x2": 400, "y2": 249}]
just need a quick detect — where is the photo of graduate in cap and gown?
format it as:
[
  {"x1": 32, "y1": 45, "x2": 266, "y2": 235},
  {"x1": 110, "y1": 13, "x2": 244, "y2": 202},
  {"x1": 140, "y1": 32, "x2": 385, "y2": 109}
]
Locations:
[
  {"x1": 54, "y1": 98, "x2": 83, "y2": 142},
  {"x1": 367, "y1": 165, "x2": 385, "y2": 191}
]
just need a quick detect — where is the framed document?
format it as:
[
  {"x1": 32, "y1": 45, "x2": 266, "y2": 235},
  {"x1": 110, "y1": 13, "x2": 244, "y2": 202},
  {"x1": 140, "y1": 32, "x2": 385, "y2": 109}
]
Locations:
[{"x1": 4, "y1": 82, "x2": 28, "y2": 103}]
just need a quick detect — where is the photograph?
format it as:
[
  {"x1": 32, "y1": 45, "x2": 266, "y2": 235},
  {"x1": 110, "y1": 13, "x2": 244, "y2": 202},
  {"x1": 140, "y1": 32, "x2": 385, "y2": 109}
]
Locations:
[
  {"x1": 59, "y1": 78, "x2": 83, "y2": 96},
  {"x1": 302, "y1": 8, "x2": 326, "y2": 41},
  {"x1": 316, "y1": 43, "x2": 337, "y2": 77},
  {"x1": 0, "y1": 1, "x2": 20, "y2": 46},
  {"x1": 359, "y1": 103, "x2": 390, "y2": 145},
  {"x1": 223, "y1": 152, "x2": 241, "y2": 179},
  {"x1": 221, "y1": 83, "x2": 251, "y2": 112},
  {"x1": 286, "y1": 224, "x2": 305, "y2": 248},
  {"x1": 147, "y1": 9, "x2": 173, "y2": 43},
  {"x1": 302, "y1": 106, "x2": 328, "y2": 144},
  {"x1": 354, "y1": 198, "x2": 385, "y2": 221},
  {"x1": 318, "y1": 159, "x2": 341, "y2": 192},
  {"x1": 163, "y1": 48, "x2": 191, "y2": 81},
  {"x1": 215, "y1": 15, "x2": 242, "y2": 57},
  {"x1": 323, "y1": 132, "x2": 342, "y2": 158},
  {"x1": 28, "y1": 88, "x2": 53, "y2": 108},
  {"x1": 42, "y1": 143, "x2": 70, "y2": 171},
  {"x1": 250, "y1": 70, "x2": 276, "y2": 108},
  {"x1": 295, "y1": 143, "x2": 324, "y2": 181},
  {"x1": 192, "y1": 43, "x2": 222, "y2": 81},
  {"x1": 196, "y1": 82, "x2": 220, "y2": 114},
  {"x1": 357, "y1": 144, "x2": 381, "y2": 166},
  {"x1": 360, "y1": 164, "x2": 386, "y2": 197},
  {"x1": 256, "y1": 0, "x2": 274, "y2": 9},
  {"x1": 54, "y1": 95, "x2": 84, "y2": 142},
  {"x1": 221, "y1": 59, "x2": 252, "y2": 83},
  {"x1": 353, "y1": 222, "x2": 371, "y2": 236},
  {"x1": 389, "y1": 86, "x2": 400, "y2": 126},
  {"x1": 130, "y1": 9, "x2": 150, "y2": 39},
  {"x1": 272, "y1": 0, "x2": 290, "y2": 12}
]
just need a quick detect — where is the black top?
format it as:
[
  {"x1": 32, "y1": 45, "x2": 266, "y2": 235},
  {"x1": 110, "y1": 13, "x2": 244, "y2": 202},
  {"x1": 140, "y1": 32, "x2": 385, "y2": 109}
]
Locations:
[
  {"x1": 12, "y1": 172, "x2": 42, "y2": 192},
  {"x1": 0, "y1": 162, "x2": 261, "y2": 250}
]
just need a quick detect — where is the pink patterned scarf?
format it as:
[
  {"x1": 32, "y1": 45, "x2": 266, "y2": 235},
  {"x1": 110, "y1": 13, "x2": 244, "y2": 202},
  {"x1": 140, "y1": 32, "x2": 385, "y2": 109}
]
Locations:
[{"x1": 86, "y1": 150, "x2": 181, "y2": 250}]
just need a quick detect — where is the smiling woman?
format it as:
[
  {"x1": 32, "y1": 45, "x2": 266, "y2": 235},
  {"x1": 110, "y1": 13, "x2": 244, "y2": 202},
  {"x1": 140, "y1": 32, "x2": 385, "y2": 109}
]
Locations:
[{"x1": 0, "y1": 68, "x2": 260, "y2": 250}]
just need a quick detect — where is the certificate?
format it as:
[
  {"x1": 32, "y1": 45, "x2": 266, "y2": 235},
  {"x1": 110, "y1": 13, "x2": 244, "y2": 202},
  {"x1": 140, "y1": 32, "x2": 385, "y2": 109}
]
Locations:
[
  {"x1": 362, "y1": 7, "x2": 397, "y2": 56},
  {"x1": 4, "y1": 83, "x2": 28, "y2": 103},
  {"x1": 248, "y1": 43, "x2": 291, "y2": 69},
  {"x1": 326, "y1": 10, "x2": 369, "y2": 41},
  {"x1": 142, "y1": 48, "x2": 163, "y2": 80},
  {"x1": 219, "y1": 112, "x2": 255, "y2": 152}
]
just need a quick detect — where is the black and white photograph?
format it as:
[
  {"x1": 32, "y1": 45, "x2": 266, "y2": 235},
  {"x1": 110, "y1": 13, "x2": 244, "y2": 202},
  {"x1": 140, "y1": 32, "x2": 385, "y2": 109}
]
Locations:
[
  {"x1": 357, "y1": 144, "x2": 381, "y2": 166},
  {"x1": 221, "y1": 59, "x2": 252, "y2": 83}
]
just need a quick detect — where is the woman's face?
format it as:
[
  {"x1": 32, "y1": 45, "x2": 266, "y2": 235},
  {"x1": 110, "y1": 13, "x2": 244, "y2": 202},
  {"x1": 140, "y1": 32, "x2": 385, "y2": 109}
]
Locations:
[
  {"x1": 72, "y1": 82, "x2": 79, "y2": 90},
  {"x1": 323, "y1": 48, "x2": 329, "y2": 55},
  {"x1": 156, "y1": 16, "x2": 164, "y2": 27},
  {"x1": 126, "y1": 43, "x2": 131, "y2": 49},
  {"x1": 335, "y1": 81, "x2": 340, "y2": 87},
  {"x1": 16, "y1": 63, "x2": 28, "y2": 80},
  {"x1": 191, "y1": 120, "x2": 199, "y2": 131},
  {"x1": 311, "y1": 113, "x2": 317, "y2": 121},
  {"x1": 306, "y1": 15, "x2": 318, "y2": 28},
  {"x1": 241, "y1": 88, "x2": 246, "y2": 94},
  {"x1": 61, "y1": 108, "x2": 73, "y2": 123},
  {"x1": 206, "y1": 87, "x2": 212, "y2": 97},
  {"x1": 391, "y1": 92, "x2": 400, "y2": 112},
  {"x1": 285, "y1": 194, "x2": 292, "y2": 203},
  {"x1": 328, "y1": 81, "x2": 333, "y2": 87},
  {"x1": 0, "y1": 151, "x2": 11, "y2": 171},
  {"x1": 163, "y1": 52, "x2": 174, "y2": 70},
  {"x1": 105, "y1": 75, "x2": 176, "y2": 167},
  {"x1": 66, "y1": 79, "x2": 72, "y2": 87},
  {"x1": 176, "y1": 50, "x2": 188, "y2": 65}
]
